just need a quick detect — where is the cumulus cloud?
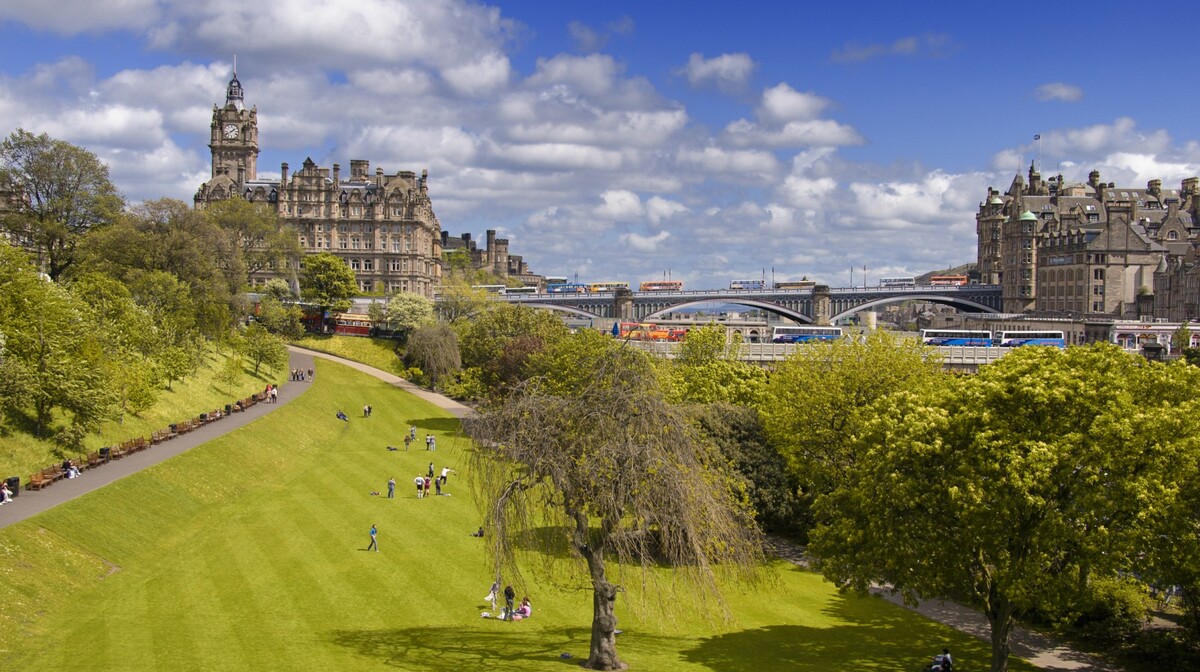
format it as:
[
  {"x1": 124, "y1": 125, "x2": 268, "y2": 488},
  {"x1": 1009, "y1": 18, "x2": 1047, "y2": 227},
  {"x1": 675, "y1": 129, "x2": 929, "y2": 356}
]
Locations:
[
  {"x1": 678, "y1": 53, "x2": 756, "y2": 93},
  {"x1": 645, "y1": 196, "x2": 688, "y2": 224},
  {"x1": 0, "y1": 0, "x2": 159, "y2": 33},
  {"x1": 759, "y1": 83, "x2": 829, "y2": 122},
  {"x1": 568, "y1": 16, "x2": 634, "y2": 52},
  {"x1": 619, "y1": 230, "x2": 671, "y2": 252},
  {"x1": 596, "y1": 190, "x2": 644, "y2": 220},
  {"x1": 831, "y1": 33, "x2": 954, "y2": 63},
  {"x1": 1035, "y1": 82, "x2": 1084, "y2": 102},
  {"x1": 991, "y1": 118, "x2": 1174, "y2": 173}
]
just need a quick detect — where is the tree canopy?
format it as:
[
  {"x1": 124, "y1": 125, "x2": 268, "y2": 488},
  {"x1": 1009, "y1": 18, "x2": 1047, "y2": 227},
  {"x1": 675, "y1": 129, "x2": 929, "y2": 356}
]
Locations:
[
  {"x1": 465, "y1": 332, "x2": 764, "y2": 670},
  {"x1": 299, "y1": 251, "x2": 357, "y2": 320},
  {"x1": 0, "y1": 129, "x2": 124, "y2": 280},
  {"x1": 204, "y1": 198, "x2": 301, "y2": 285},
  {"x1": 382, "y1": 291, "x2": 434, "y2": 337}
]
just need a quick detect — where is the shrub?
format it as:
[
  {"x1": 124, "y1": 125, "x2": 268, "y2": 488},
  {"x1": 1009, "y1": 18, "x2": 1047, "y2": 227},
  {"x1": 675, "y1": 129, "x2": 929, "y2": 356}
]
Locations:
[{"x1": 1068, "y1": 577, "x2": 1151, "y2": 644}]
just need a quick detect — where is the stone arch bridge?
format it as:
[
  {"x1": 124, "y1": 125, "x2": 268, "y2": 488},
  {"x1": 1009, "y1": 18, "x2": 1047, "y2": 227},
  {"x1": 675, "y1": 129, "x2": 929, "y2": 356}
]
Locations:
[{"x1": 497, "y1": 285, "x2": 1003, "y2": 323}]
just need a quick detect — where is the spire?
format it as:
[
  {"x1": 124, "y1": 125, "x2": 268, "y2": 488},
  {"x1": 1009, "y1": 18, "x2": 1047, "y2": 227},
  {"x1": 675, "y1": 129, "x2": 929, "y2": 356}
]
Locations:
[{"x1": 225, "y1": 57, "x2": 244, "y2": 110}]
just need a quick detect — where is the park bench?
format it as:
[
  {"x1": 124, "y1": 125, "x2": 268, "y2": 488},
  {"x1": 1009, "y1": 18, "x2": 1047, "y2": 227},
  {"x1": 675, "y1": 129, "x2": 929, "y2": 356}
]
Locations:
[
  {"x1": 151, "y1": 428, "x2": 176, "y2": 444},
  {"x1": 86, "y1": 452, "x2": 102, "y2": 469},
  {"x1": 28, "y1": 470, "x2": 53, "y2": 491},
  {"x1": 110, "y1": 443, "x2": 129, "y2": 460}
]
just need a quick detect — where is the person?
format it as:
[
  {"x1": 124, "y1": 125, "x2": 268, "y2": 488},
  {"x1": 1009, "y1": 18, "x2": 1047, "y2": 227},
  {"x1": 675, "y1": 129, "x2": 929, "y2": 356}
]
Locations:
[
  {"x1": 63, "y1": 459, "x2": 80, "y2": 479},
  {"x1": 425, "y1": 434, "x2": 432, "y2": 450},
  {"x1": 471, "y1": 526, "x2": 485, "y2": 537},
  {"x1": 0, "y1": 481, "x2": 12, "y2": 505},
  {"x1": 503, "y1": 585, "x2": 516, "y2": 621},
  {"x1": 484, "y1": 579, "x2": 500, "y2": 611},
  {"x1": 409, "y1": 425, "x2": 417, "y2": 441},
  {"x1": 939, "y1": 649, "x2": 953, "y2": 672},
  {"x1": 414, "y1": 476, "x2": 425, "y2": 498},
  {"x1": 367, "y1": 524, "x2": 378, "y2": 552},
  {"x1": 308, "y1": 367, "x2": 314, "y2": 379},
  {"x1": 387, "y1": 477, "x2": 395, "y2": 499},
  {"x1": 270, "y1": 386, "x2": 278, "y2": 403},
  {"x1": 403, "y1": 434, "x2": 411, "y2": 450},
  {"x1": 424, "y1": 476, "x2": 432, "y2": 496},
  {"x1": 427, "y1": 462, "x2": 434, "y2": 478},
  {"x1": 336, "y1": 410, "x2": 349, "y2": 422},
  {"x1": 517, "y1": 596, "x2": 532, "y2": 618},
  {"x1": 440, "y1": 466, "x2": 454, "y2": 485},
  {"x1": 367, "y1": 404, "x2": 372, "y2": 417},
  {"x1": 429, "y1": 435, "x2": 437, "y2": 451},
  {"x1": 363, "y1": 404, "x2": 370, "y2": 418},
  {"x1": 434, "y1": 477, "x2": 442, "y2": 496}
]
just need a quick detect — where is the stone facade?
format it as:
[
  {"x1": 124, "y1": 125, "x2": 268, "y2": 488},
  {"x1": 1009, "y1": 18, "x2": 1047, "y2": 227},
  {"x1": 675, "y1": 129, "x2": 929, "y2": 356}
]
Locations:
[
  {"x1": 440, "y1": 229, "x2": 544, "y2": 288},
  {"x1": 976, "y1": 164, "x2": 1200, "y2": 319},
  {"x1": 194, "y1": 73, "x2": 442, "y2": 297}
]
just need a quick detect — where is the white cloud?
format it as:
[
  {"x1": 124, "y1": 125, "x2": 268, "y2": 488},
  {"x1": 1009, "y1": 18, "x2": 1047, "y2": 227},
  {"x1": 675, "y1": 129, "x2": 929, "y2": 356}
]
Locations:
[
  {"x1": 1035, "y1": 82, "x2": 1084, "y2": 102},
  {"x1": 528, "y1": 54, "x2": 621, "y2": 98},
  {"x1": 676, "y1": 146, "x2": 783, "y2": 177},
  {"x1": 759, "y1": 83, "x2": 829, "y2": 122},
  {"x1": 645, "y1": 196, "x2": 688, "y2": 224},
  {"x1": 441, "y1": 52, "x2": 511, "y2": 97},
  {"x1": 596, "y1": 190, "x2": 644, "y2": 220},
  {"x1": 619, "y1": 230, "x2": 671, "y2": 252},
  {"x1": 568, "y1": 21, "x2": 604, "y2": 52},
  {"x1": 498, "y1": 143, "x2": 624, "y2": 170},
  {"x1": 0, "y1": 0, "x2": 159, "y2": 33},
  {"x1": 723, "y1": 119, "x2": 863, "y2": 148},
  {"x1": 678, "y1": 53, "x2": 756, "y2": 93}
]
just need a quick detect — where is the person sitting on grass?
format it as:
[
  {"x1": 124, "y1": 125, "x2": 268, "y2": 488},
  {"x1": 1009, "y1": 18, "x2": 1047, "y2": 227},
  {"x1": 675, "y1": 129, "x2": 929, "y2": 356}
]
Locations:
[
  {"x1": 336, "y1": 410, "x2": 349, "y2": 422},
  {"x1": 470, "y1": 526, "x2": 484, "y2": 537},
  {"x1": 517, "y1": 597, "x2": 532, "y2": 618}
]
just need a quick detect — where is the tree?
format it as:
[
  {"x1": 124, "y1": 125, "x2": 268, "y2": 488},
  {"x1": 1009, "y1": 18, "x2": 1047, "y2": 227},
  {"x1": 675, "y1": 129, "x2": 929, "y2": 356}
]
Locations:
[
  {"x1": 240, "y1": 323, "x2": 288, "y2": 376},
  {"x1": 261, "y1": 277, "x2": 295, "y2": 301},
  {"x1": 204, "y1": 198, "x2": 301, "y2": 285},
  {"x1": 435, "y1": 275, "x2": 495, "y2": 324},
  {"x1": 458, "y1": 304, "x2": 569, "y2": 396},
  {"x1": 383, "y1": 291, "x2": 434, "y2": 338},
  {"x1": 215, "y1": 351, "x2": 245, "y2": 393},
  {"x1": 464, "y1": 333, "x2": 764, "y2": 670},
  {"x1": 660, "y1": 325, "x2": 766, "y2": 406},
  {"x1": 299, "y1": 252, "x2": 357, "y2": 324},
  {"x1": 404, "y1": 323, "x2": 461, "y2": 385},
  {"x1": 254, "y1": 295, "x2": 305, "y2": 341},
  {"x1": 1172, "y1": 320, "x2": 1193, "y2": 355},
  {"x1": 759, "y1": 329, "x2": 943, "y2": 496},
  {"x1": 809, "y1": 345, "x2": 1180, "y2": 672},
  {"x1": 0, "y1": 129, "x2": 123, "y2": 280}
]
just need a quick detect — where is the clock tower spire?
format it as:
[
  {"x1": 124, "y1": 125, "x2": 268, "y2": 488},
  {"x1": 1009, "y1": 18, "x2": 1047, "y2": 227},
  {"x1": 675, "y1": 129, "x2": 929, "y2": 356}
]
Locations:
[{"x1": 209, "y1": 65, "x2": 258, "y2": 181}]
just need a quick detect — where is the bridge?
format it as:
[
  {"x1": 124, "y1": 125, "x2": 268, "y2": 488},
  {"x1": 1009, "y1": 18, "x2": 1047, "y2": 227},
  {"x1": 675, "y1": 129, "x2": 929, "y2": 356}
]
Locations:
[
  {"x1": 626, "y1": 341, "x2": 1009, "y2": 372},
  {"x1": 499, "y1": 284, "x2": 1003, "y2": 323}
]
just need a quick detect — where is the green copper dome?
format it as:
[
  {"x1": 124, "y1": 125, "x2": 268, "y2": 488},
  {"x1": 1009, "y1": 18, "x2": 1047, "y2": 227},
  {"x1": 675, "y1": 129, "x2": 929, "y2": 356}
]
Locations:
[{"x1": 1019, "y1": 210, "x2": 1037, "y2": 221}]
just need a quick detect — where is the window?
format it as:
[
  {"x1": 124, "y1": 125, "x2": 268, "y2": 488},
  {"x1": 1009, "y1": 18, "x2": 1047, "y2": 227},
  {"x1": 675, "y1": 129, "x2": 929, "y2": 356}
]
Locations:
[
  {"x1": 339, "y1": 239, "x2": 348, "y2": 249},
  {"x1": 1093, "y1": 285, "x2": 1103, "y2": 295},
  {"x1": 363, "y1": 259, "x2": 374, "y2": 271},
  {"x1": 1168, "y1": 230, "x2": 1179, "y2": 240},
  {"x1": 350, "y1": 259, "x2": 361, "y2": 271},
  {"x1": 351, "y1": 237, "x2": 361, "y2": 250},
  {"x1": 392, "y1": 240, "x2": 401, "y2": 252},
  {"x1": 1093, "y1": 268, "x2": 1105, "y2": 281},
  {"x1": 389, "y1": 259, "x2": 401, "y2": 272},
  {"x1": 316, "y1": 223, "x2": 324, "y2": 233},
  {"x1": 1092, "y1": 301, "x2": 1104, "y2": 312}
]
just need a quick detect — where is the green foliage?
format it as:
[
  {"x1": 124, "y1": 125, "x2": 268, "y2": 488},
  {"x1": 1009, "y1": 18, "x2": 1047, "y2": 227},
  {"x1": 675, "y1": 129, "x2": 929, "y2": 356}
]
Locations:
[
  {"x1": 240, "y1": 323, "x2": 288, "y2": 376},
  {"x1": 677, "y1": 323, "x2": 742, "y2": 365},
  {"x1": 290, "y1": 334, "x2": 403, "y2": 374},
  {"x1": 1172, "y1": 321, "x2": 1193, "y2": 354},
  {"x1": 215, "y1": 351, "x2": 245, "y2": 392},
  {"x1": 440, "y1": 366, "x2": 487, "y2": 400},
  {"x1": 809, "y1": 344, "x2": 1192, "y2": 672},
  {"x1": 1064, "y1": 577, "x2": 1150, "y2": 645},
  {"x1": 404, "y1": 322, "x2": 461, "y2": 387},
  {"x1": 261, "y1": 277, "x2": 295, "y2": 301},
  {"x1": 299, "y1": 251, "x2": 357, "y2": 318},
  {"x1": 383, "y1": 291, "x2": 434, "y2": 337},
  {"x1": 458, "y1": 304, "x2": 570, "y2": 395},
  {"x1": 0, "y1": 129, "x2": 124, "y2": 280},
  {"x1": 760, "y1": 329, "x2": 942, "y2": 496},
  {"x1": 435, "y1": 275, "x2": 495, "y2": 324},
  {"x1": 255, "y1": 295, "x2": 305, "y2": 340},
  {"x1": 204, "y1": 198, "x2": 301, "y2": 285}
]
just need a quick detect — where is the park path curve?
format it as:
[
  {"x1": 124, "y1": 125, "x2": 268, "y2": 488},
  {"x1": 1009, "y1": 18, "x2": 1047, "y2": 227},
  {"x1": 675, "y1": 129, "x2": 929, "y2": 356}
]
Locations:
[{"x1": 0, "y1": 346, "x2": 1116, "y2": 670}]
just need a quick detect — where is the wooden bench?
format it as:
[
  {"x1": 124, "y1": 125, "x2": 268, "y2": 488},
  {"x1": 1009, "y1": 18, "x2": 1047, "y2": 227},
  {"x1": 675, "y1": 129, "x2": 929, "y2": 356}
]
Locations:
[
  {"x1": 28, "y1": 471, "x2": 53, "y2": 490},
  {"x1": 151, "y1": 429, "x2": 175, "y2": 444},
  {"x1": 86, "y1": 451, "x2": 102, "y2": 469}
]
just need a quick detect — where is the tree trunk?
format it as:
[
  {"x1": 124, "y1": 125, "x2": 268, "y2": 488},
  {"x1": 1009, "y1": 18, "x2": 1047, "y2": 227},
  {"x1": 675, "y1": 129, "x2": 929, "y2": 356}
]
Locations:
[
  {"x1": 583, "y1": 549, "x2": 626, "y2": 671},
  {"x1": 986, "y1": 598, "x2": 1015, "y2": 672}
]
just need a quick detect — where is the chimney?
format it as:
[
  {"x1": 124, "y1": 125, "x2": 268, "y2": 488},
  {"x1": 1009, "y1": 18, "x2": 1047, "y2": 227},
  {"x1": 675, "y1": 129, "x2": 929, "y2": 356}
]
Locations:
[
  {"x1": 281, "y1": 162, "x2": 289, "y2": 183},
  {"x1": 1088, "y1": 170, "x2": 1102, "y2": 189},
  {"x1": 376, "y1": 167, "x2": 384, "y2": 186},
  {"x1": 333, "y1": 163, "x2": 340, "y2": 185},
  {"x1": 350, "y1": 160, "x2": 368, "y2": 180},
  {"x1": 1148, "y1": 179, "x2": 1162, "y2": 197}
]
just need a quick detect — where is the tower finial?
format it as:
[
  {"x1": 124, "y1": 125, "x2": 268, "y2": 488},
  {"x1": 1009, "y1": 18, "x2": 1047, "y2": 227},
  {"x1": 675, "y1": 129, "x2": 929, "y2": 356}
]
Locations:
[{"x1": 233, "y1": 54, "x2": 237, "y2": 77}]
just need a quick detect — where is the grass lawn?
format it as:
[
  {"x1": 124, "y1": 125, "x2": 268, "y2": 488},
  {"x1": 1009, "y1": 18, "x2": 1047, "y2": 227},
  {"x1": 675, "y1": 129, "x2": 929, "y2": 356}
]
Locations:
[
  {"x1": 0, "y1": 360, "x2": 1036, "y2": 671},
  {"x1": 0, "y1": 347, "x2": 284, "y2": 485},
  {"x1": 291, "y1": 334, "x2": 404, "y2": 374}
]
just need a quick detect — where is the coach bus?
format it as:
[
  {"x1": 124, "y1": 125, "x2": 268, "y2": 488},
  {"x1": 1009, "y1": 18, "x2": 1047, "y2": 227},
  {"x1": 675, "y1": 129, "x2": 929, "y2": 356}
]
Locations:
[
  {"x1": 996, "y1": 330, "x2": 1066, "y2": 348},
  {"x1": 547, "y1": 282, "x2": 589, "y2": 293},
  {"x1": 639, "y1": 280, "x2": 684, "y2": 292},
  {"x1": 928, "y1": 275, "x2": 969, "y2": 286},
  {"x1": 921, "y1": 329, "x2": 992, "y2": 346},
  {"x1": 772, "y1": 325, "x2": 843, "y2": 343},
  {"x1": 730, "y1": 279, "x2": 766, "y2": 290},
  {"x1": 588, "y1": 281, "x2": 629, "y2": 293},
  {"x1": 333, "y1": 313, "x2": 373, "y2": 337},
  {"x1": 471, "y1": 284, "x2": 507, "y2": 294},
  {"x1": 879, "y1": 277, "x2": 916, "y2": 288},
  {"x1": 503, "y1": 286, "x2": 538, "y2": 295}
]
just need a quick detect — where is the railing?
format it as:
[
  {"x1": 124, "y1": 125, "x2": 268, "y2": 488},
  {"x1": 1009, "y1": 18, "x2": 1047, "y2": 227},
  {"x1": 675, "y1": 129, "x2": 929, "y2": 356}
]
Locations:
[{"x1": 623, "y1": 341, "x2": 1012, "y2": 369}]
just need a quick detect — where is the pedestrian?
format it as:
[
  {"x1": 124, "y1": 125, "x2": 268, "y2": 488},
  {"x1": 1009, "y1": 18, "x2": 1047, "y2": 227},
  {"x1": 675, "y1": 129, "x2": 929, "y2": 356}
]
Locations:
[
  {"x1": 440, "y1": 466, "x2": 454, "y2": 485},
  {"x1": 429, "y1": 435, "x2": 436, "y2": 451},
  {"x1": 308, "y1": 367, "x2": 314, "y2": 379},
  {"x1": 414, "y1": 475, "x2": 425, "y2": 498},
  {"x1": 367, "y1": 404, "x2": 372, "y2": 417},
  {"x1": 484, "y1": 579, "x2": 500, "y2": 611},
  {"x1": 367, "y1": 524, "x2": 378, "y2": 552},
  {"x1": 427, "y1": 462, "x2": 434, "y2": 478},
  {"x1": 409, "y1": 425, "x2": 416, "y2": 441},
  {"x1": 363, "y1": 404, "x2": 370, "y2": 418},
  {"x1": 939, "y1": 649, "x2": 953, "y2": 672},
  {"x1": 434, "y1": 477, "x2": 442, "y2": 496},
  {"x1": 404, "y1": 434, "x2": 411, "y2": 450},
  {"x1": 387, "y1": 477, "x2": 395, "y2": 499},
  {"x1": 424, "y1": 476, "x2": 432, "y2": 496},
  {"x1": 425, "y1": 434, "x2": 432, "y2": 450},
  {"x1": 503, "y1": 585, "x2": 516, "y2": 620}
]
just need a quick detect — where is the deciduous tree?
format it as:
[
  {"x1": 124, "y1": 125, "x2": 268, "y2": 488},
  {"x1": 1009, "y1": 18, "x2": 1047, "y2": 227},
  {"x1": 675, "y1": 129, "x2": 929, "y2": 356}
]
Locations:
[
  {"x1": 404, "y1": 323, "x2": 461, "y2": 385},
  {"x1": 0, "y1": 129, "x2": 123, "y2": 280},
  {"x1": 383, "y1": 291, "x2": 434, "y2": 338},
  {"x1": 810, "y1": 345, "x2": 1180, "y2": 672},
  {"x1": 465, "y1": 333, "x2": 764, "y2": 670},
  {"x1": 299, "y1": 252, "x2": 357, "y2": 325},
  {"x1": 240, "y1": 322, "x2": 288, "y2": 376},
  {"x1": 204, "y1": 198, "x2": 301, "y2": 285}
]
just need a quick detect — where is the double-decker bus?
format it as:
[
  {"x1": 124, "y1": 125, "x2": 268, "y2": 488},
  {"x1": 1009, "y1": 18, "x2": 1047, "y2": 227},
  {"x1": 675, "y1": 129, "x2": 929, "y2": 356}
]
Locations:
[
  {"x1": 619, "y1": 322, "x2": 687, "y2": 341},
  {"x1": 879, "y1": 277, "x2": 916, "y2": 288},
  {"x1": 589, "y1": 281, "x2": 629, "y2": 293},
  {"x1": 996, "y1": 330, "x2": 1066, "y2": 347},
  {"x1": 333, "y1": 313, "x2": 373, "y2": 336},
  {"x1": 928, "y1": 275, "x2": 968, "y2": 286},
  {"x1": 730, "y1": 279, "x2": 766, "y2": 290},
  {"x1": 639, "y1": 280, "x2": 684, "y2": 292},
  {"x1": 547, "y1": 282, "x2": 589, "y2": 293},
  {"x1": 771, "y1": 326, "x2": 842, "y2": 343},
  {"x1": 503, "y1": 286, "x2": 538, "y2": 295},
  {"x1": 774, "y1": 280, "x2": 816, "y2": 290},
  {"x1": 921, "y1": 329, "x2": 992, "y2": 346}
]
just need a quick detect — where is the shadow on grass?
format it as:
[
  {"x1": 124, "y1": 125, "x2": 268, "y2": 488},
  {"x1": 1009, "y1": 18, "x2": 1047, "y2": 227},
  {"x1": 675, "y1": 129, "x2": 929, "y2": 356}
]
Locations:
[
  {"x1": 327, "y1": 625, "x2": 604, "y2": 669},
  {"x1": 411, "y1": 417, "x2": 464, "y2": 433}
]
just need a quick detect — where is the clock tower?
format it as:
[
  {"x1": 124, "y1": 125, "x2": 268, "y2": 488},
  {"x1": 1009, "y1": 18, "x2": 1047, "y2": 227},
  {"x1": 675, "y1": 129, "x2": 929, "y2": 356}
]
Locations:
[{"x1": 209, "y1": 70, "x2": 258, "y2": 181}]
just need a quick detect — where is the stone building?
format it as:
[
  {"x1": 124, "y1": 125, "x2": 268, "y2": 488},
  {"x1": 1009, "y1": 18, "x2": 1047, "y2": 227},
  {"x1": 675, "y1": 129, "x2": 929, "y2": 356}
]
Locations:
[
  {"x1": 193, "y1": 72, "x2": 443, "y2": 297},
  {"x1": 976, "y1": 164, "x2": 1197, "y2": 318},
  {"x1": 440, "y1": 229, "x2": 544, "y2": 288}
]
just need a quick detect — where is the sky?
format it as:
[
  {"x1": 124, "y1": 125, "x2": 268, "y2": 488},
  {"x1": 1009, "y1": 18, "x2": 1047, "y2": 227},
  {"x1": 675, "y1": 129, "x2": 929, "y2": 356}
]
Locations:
[{"x1": 2, "y1": 0, "x2": 1198, "y2": 290}]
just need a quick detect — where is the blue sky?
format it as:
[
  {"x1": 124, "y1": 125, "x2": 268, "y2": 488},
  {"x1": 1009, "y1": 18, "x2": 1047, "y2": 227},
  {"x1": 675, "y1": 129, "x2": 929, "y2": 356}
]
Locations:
[{"x1": 2, "y1": 0, "x2": 1197, "y2": 289}]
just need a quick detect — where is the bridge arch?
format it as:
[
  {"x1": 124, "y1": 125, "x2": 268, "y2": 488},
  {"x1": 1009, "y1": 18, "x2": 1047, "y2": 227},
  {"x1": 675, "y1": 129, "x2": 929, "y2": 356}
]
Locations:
[
  {"x1": 513, "y1": 302, "x2": 604, "y2": 320},
  {"x1": 829, "y1": 294, "x2": 1000, "y2": 323},
  {"x1": 641, "y1": 298, "x2": 812, "y2": 324}
]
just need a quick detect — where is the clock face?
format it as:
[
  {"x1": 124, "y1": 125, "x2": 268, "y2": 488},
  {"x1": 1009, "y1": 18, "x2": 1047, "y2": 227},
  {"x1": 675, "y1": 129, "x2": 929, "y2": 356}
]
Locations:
[{"x1": 223, "y1": 124, "x2": 239, "y2": 139}]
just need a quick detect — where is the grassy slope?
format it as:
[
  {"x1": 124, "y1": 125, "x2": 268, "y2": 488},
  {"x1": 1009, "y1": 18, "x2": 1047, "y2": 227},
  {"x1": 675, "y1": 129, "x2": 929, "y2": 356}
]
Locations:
[
  {"x1": 291, "y1": 334, "x2": 404, "y2": 374},
  {"x1": 0, "y1": 348, "x2": 284, "y2": 484},
  {"x1": 0, "y1": 361, "x2": 1034, "y2": 671}
]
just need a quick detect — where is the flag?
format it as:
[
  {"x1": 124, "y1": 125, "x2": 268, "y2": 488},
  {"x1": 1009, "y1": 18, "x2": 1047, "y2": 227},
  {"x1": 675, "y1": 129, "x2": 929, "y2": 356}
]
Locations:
[{"x1": 1034, "y1": 134, "x2": 1041, "y2": 140}]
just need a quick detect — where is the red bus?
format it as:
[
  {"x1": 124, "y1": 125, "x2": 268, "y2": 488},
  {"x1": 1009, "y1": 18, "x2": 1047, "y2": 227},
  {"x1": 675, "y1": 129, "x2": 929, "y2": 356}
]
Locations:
[
  {"x1": 333, "y1": 313, "x2": 373, "y2": 336},
  {"x1": 639, "y1": 280, "x2": 684, "y2": 292}
]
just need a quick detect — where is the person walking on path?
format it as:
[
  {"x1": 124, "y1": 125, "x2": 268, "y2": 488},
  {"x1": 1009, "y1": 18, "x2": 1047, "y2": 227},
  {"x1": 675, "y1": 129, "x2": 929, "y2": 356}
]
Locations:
[
  {"x1": 367, "y1": 524, "x2": 378, "y2": 552},
  {"x1": 409, "y1": 425, "x2": 416, "y2": 442},
  {"x1": 387, "y1": 477, "x2": 395, "y2": 499}
]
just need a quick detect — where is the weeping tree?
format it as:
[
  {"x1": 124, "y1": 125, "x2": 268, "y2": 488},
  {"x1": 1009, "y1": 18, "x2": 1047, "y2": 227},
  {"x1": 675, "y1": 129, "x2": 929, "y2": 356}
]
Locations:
[{"x1": 464, "y1": 332, "x2": 765, "y2": 670}]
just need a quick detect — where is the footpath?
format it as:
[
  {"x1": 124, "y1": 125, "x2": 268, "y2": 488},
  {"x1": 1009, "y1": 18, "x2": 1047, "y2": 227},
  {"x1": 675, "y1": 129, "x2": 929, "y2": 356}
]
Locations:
[{"x1": 0, "y1": 347, "x2": 1117, "y2": 670}]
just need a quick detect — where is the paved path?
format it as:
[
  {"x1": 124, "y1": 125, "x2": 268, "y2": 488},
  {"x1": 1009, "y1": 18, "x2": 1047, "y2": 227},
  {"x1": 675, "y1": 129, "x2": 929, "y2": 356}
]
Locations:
[{"x1": 767, "y1": 539, "x2": 1121, "y2": 671}]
